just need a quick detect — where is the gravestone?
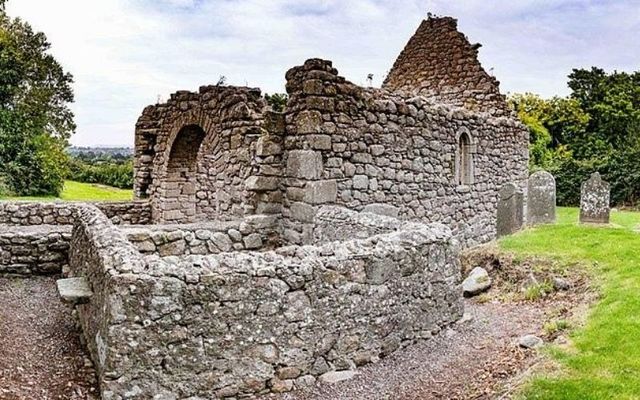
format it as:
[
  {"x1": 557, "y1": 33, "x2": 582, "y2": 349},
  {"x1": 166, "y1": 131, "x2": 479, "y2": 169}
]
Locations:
[
  {"x1": 580, "y1": 172, "x2": 610, "y2": 224},
  {"x1": 527, "y1": 170, "x2": 556, "y2": 225},
  {"x1": 496, "y1": 182, "x2": 524, "y2": 237}
]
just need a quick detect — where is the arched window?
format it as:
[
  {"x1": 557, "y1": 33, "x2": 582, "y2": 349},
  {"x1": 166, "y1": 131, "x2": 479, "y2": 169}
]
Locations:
[{"x1": 457, "y1": 131, "x2": 474, "y2": 186}]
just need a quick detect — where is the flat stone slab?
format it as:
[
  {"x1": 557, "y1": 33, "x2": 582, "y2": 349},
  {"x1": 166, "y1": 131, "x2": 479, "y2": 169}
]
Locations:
[
  {"x1": 319, "y1": 370, "x2": 358, "y2": 384},
  {"x1": 56, "y1": 277, "x2": 92, "y2": 305}
]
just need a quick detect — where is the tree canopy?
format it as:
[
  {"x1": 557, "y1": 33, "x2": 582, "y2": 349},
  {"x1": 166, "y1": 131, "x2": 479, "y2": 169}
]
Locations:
[
  {"x1": 512, "y1": 68, "x2": 640, "y2": 206},
  {"x1": 0, "y1": 2, "x2": 74, "y2": 196}
]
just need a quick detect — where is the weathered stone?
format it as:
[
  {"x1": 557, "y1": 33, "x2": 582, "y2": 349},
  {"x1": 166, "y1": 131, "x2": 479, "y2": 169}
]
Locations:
[
  {"x1": 245, "y1": 176, "x2": 279, "y2": 192},
  {"x1": 527, "y1": 170, "x2": 556, "y2": 225},
  {"x1": 318, "y1": 370, "x2": 357, "y2": 384},
  {"x1": 518, "y1": 334, "x2": 543, "y2": 349},
  {"x1": 287, "y1": 150, "x2": 323, "y2": 180},
  {"x1": 462, "y1": 267, "x2": 491, "y2": 297},
  {"x1": 496, "y1": 183, "x2": 524, "y2": 237},
  {"x1": 580, "y1": 172, "x2": 610, "y2": 224},
  {"x1": 303, "y1": 180, "x2": 337, "y2": 204},
  {"x1": 243, "y1": 233, "x2": 263, "y2": 249},
  {"x1": 56, "y1": 277, "x2": 92, "y2": 305},
  {"x1": 362, "y1": 203, "x2": 399, "y2": 218}
]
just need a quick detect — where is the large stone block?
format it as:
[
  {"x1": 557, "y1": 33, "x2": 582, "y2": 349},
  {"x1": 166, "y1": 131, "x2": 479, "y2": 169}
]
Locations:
[
  {"x1": 303, "y1": 180, "x2": 337, "y2": 204},
  {"x1": 245, "y1": 176, "x2": 280, "y2": 191},
  {"x1": 496, "y1": 183, "x2": 523, "y2": 237},
  {"x1": 287, "y1": 150, "x2": 323, "y2": 180},
  {"x1": 527, "y1": 170, "x2": 556, "y2": 225},
  {"x1": 580, "y1": 172, "x2": 610, "y2": 224}
]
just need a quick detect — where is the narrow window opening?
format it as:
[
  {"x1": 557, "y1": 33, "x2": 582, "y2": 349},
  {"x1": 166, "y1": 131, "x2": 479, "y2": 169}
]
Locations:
[{"x1": 457, "y1": 132, "x2": 473, "y2": 185}]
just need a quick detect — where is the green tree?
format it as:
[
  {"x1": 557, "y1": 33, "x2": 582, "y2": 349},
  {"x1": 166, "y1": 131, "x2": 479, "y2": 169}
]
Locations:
[
  {"x1": 0, "y1": 2, "x2": 74, "y2": 196},
  {"x1": 264, "y1": 93, "x2": 288, "y2": 112}
]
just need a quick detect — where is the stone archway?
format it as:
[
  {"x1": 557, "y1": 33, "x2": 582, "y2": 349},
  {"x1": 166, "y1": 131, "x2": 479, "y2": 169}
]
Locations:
[{"x1": 157, "y1": 124, "x2": 206, "y2": 223}]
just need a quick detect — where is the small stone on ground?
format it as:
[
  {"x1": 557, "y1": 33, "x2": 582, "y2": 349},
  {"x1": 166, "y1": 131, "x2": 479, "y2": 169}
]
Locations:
[
  {"x1": 518, "y1": 334, "x2": 544, "y2": 349},
  {"x1": 462, "y1": 267, "x2": 492, "y2": 297}
]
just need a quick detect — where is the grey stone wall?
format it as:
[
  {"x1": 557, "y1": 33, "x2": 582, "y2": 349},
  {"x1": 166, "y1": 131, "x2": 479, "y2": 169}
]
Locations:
[
  {"x1": 69, "y1": 205, "x2": 461, "y2": 399},
  {"x1": 0, "y1": 225, "x2": 71, "y2": 275},
  {"x1": 281, "y1": 59, "x2": 528, "y2": 247},
  {"x1": 0, "y1": 201, "x2": 151, "y2": 226},
  {"x1": 122, "y1": 216, "x2": 277, "y2": 256},
  {"x1": 67, "y1": 204, "x2": 147, "y2": 400},
  {"x1": 133, "y1": 86, "x2": 273, "y2": 223}
]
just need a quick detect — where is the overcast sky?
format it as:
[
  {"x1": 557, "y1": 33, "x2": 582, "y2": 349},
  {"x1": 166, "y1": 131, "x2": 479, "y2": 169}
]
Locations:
[{"x1": 6, "y1": 0, "x2": 640, "y2": 146}]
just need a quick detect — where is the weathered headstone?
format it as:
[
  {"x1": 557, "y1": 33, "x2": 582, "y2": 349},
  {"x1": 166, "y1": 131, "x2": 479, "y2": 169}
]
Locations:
[
  {"x1": 527, "y1": 170, "x2": 556, "y2": 225},
  {"x1": 580, "y1": 172, "x2": 610, "y2": 224},
  {"x1": 496, "y1": 183, "x2": 524, "y2": 237}
]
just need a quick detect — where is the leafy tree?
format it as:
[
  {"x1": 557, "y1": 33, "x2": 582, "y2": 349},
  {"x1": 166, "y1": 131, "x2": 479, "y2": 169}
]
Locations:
[
  {"x1": 0, "y1": 2, "x2": 74, "y2": 195},
  {"x1": 512, "y1": 67, "x2": 640, "y2": 207},
  {"x1": 264, "y1": 93, "x2": 288, "y2": 112}
]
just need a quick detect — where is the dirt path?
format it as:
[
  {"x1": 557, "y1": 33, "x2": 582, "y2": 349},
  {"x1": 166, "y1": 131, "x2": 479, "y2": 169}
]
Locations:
[
  {"x1": 277, "y1": 300, "x2": 546, "y2": 400},
  {"x1": 0, "y1": 276, "x2": 98, "y2": 399}
]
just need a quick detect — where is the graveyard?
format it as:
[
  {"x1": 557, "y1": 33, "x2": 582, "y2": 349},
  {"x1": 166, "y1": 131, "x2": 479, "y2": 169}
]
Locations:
[{"x1": 1, "y1": 2, "x2": 640, "y2": 399}]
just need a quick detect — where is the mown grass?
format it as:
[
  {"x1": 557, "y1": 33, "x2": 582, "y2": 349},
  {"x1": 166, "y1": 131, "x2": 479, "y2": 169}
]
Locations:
[
  {"x1": 501, "y1": 207, "x2": 640, "y2": 399},
  {"x1": 0, "y1": 180, "x2": 132, "y2": 202}
]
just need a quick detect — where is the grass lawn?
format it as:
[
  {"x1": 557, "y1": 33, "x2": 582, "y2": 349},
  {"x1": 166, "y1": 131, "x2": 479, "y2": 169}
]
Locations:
[
  {"x1": 0, "y1": 180, "x2": 132, "y2": 202},
  {"x1": 501, "y1": 207, "x2": 640, "y2": 399}
]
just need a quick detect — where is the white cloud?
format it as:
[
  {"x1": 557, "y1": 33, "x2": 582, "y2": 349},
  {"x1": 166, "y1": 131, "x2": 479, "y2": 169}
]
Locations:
[{"x1": 6, "y1": 0, "x2": 640, "y2": 146}]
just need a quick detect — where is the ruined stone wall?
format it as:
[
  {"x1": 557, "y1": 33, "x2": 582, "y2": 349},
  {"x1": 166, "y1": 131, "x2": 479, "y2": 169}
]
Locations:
[
  {"x1": 70, "y1": 206, "x2": 461, "y2": 398},
  {"x1": 382, "y1": 16, "x2": 510, "y2": 117},
  {"x1": 281, "y1": 59, "x2": 529, "y2": 247},
  {"x1": 122, "y1": 217, "x2": 277, "y2": 256},
  {"x1": 67, "y1": 204, "x2": 147, "y2": 400},
  {"x1": 0, "y1": 201, "x2": 151, "y2": 226},
  {"x1": 0, "y1": 225, "x2": 71, "y2": 275},
  {"x1": 133, "y1": 86, "x2": 282, "y2": 223}
]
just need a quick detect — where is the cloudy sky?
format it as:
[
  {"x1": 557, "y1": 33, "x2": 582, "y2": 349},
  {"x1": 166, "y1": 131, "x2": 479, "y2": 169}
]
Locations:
[{"x1": 6, "y1": 0, "x2": 640, "y2": 146}]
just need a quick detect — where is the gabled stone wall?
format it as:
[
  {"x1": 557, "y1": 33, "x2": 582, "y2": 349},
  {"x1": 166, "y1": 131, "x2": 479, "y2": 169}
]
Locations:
[{"x1": 383, "y1": 16, "x2": 510, "y2": 116}]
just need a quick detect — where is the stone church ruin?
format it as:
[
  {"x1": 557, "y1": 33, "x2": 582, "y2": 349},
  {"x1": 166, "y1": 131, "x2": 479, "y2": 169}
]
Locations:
[{"x1": 0, "y1": 16, "x2": 528, "y2": 399}]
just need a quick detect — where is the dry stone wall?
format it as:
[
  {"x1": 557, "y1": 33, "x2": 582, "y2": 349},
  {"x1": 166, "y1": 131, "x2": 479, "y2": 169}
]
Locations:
[
  {"x1": 281, "y1": 59, "x2": 528, "y2": 247},
  {"x1": 122, "y1": 216, "x2": 277, "y2": 256},
  {"x1": 0, "y1": 225, "x2": 71, "y2": 275},
  {"x1": 69, "y1": 206, "x2": 462, "y2": 399},
  {"x1": 0, "y1": 201, "x2": 151, "y2": 226}
]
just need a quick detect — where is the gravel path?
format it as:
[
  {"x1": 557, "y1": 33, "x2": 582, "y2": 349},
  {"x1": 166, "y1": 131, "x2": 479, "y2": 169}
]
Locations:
[
  {"x1": 278, "y1": 300, "x2": 549, "y2": 400},
  {"x1": 0, "y1": 276, "x2": 99, "y2": 399}
]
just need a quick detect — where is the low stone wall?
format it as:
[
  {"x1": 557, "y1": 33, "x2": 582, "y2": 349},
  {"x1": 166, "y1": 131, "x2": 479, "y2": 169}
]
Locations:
[
  {"x1": 69, "y1": 205, "x2": 462, "y2": 399},
  {"x1": 0, "y1": 200, "x2": 151, "y2": 226},
  {"x1": 311, "y1": 205, "x2": 418, "y2": 244},
  {"x1": 67, "y1": 204, "x2": 147, "y2": 400},
  {"x1": 97, "y1": 201, "x2": 152, "y2": 225},
  {"x1": 0, "y1": 225, "x2": 71, "y2": 275},
  {"x1": 122, "y1": 214, "x2": 277, "y2": 256}
]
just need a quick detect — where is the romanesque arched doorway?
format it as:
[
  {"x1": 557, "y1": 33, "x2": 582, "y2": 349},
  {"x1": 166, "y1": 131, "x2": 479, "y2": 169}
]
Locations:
[{"x1": 158, "y1": 124, "x2": 205, "y2": 223}]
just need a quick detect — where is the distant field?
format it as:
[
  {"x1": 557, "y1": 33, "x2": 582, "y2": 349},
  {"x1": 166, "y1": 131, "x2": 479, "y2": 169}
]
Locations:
[{"x1": 1, "y1": 181, "x2": 132, "y2": 202}]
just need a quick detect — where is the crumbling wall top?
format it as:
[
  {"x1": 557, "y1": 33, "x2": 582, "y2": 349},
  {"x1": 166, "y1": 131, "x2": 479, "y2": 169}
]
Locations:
[{"x1": 382, "y1": 16, "x2": 510, "y2": 116}]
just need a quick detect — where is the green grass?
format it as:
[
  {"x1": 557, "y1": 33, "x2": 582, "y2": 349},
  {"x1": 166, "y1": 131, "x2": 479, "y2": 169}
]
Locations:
[
  {"x1": 501, "y1": 207, "x2": 640, "y2": 399},
  {"x1": 0, "y1": 180, "x2": 132, "y2": 202}
]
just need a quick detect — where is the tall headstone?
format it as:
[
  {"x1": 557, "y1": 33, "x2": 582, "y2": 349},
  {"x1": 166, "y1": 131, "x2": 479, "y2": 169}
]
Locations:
[
  {"x1": 580, "y1": 172, "x2": 610, "y2": 224},
  {"x1": 527, "y1": 170, "x2": 556, "y2": 225},
  {"x1": 497, "y1": 182, "x2": 524, "y2": 237}
]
